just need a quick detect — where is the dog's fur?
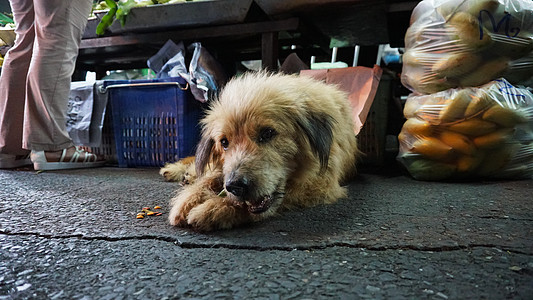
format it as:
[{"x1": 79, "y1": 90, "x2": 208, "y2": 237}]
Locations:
[{"x1": 160, "y1": 72, "x2": 359, "y2": 231}]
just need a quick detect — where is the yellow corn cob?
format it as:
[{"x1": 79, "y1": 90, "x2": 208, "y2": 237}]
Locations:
[
  {"x1": 473, "y1": 128, "x2": 515, "y2": 149},
  {"x1": 482, "y1": 104, "x2": 527, "y2": 128},
  {"x1": 448, "y1": 12, "x2": 492, "y2": 50},
  {"x1": 439, "y1": 90, "x2": 472, "y2": 123},
  {"x1": 439, "y1": 130, "x2": 476, "y2": 155},
  {"x1": 456, "y1": 153, "x2": 484, "y2": 173},
  {"x1": 411, "y1": 136, "x2": 456, "y2": 161},
  {"x1": 402, "y1": 118, "x2": 434, "y2": 137},
  {"x1": 464, "y1": 93, "x2": 493, "y2": 117},
  {"x1": 447, "y1": 118, "x2": 497, "y2": 137},
  {"x1": 432, "y1": 52, "x2": 482, "y2": 78},
  {"x1": 458, "y1": 59, "x2": 508, "y2": 87}
]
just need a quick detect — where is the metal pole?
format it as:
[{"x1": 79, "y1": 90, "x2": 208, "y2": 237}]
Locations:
[{"x1": 352, "y1": 45, "x2": 360, "y2": 67}]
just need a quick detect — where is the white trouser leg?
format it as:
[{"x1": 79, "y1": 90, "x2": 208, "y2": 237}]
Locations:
[
  {"x1": 18, "y1": 0, "x2": 91, "y2": 151},
  {"x1": 0, "y1": 0, "x2": 35, "y2": 155}
]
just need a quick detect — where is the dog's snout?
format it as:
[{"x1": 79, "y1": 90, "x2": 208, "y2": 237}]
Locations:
[{"x1": 225, "y1": 176, "x2": 249, "y2": 198}]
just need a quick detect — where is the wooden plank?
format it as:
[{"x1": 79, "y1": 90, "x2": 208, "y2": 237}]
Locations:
[{"x1": 81, "y1": 18, "x2": 299, "y2": 49}]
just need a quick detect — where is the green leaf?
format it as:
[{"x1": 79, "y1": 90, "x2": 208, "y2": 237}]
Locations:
[
  {"x1": 116, "y1": 0, "x2": 137, "y2": 27},
  {"x1": 0, "y1": 12, "x2": 14, "y2": 26},
  {"x1": 95, "y1": 0, "x2": 118, "y2": 36}
]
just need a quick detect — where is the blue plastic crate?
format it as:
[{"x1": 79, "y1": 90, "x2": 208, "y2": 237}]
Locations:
[{"x1": 103, "y1": 77, "x2": 201, "y2": 167}]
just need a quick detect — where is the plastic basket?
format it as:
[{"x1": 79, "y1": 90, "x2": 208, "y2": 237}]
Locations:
[
  {"x1": 89, "y1": 111, "x2": 117, "y2": 164},
  {"x1": 102, "y1": 77, "x2": 202, "y2": 167}
]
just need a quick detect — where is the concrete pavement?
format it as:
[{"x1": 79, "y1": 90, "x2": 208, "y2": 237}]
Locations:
[{"x1": 1, "y1": 166, "x2": 532, "y2": 299}]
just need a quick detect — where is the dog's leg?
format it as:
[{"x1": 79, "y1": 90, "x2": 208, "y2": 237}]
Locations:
[
  {"x1": 168, "y1": 168, "x2": 254, "y2": 231},
  {"x1": 160, "y1": 156, "x2": 197, "y2": 184},
  {"x1": 284, "y1": 173, "x2": 348, "y2": 210},
  {"x1": 168, "y1": 168, "x2": 221, "y2": 226},
  {"x1": 187, "y1": 197, "x2": 252, "y2": 231}
]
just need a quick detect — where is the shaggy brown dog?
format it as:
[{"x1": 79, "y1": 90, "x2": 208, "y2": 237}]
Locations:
[{"x1": 160, "y1": 72, "x2": 359, "y2": 231}]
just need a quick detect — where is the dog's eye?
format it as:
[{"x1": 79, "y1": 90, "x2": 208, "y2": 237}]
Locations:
[
  {"x1": 258, "y1": 127, "x2": 276, "y2": 143},
  {"x1": 220, "y1": 137, "x2": 229, "y2": 150}
]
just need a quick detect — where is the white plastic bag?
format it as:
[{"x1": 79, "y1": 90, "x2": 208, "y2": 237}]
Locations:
[
  {"x1": 67, "y1": 81, "x2": 109, "y2": 147},
  {"x1": 67, "y1": 82, "x2": 95, "y2": 146}
]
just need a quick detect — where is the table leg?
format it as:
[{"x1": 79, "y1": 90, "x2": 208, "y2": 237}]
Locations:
[{"x1": 261, "y1": 32, "x2": 278, "y2": 71}]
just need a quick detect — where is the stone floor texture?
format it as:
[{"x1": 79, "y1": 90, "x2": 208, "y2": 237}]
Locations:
[{"x1": 1, "y1": 166, "x2": 532, "y2": 299}]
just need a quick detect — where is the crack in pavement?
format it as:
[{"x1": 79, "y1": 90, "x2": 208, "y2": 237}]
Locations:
[{"x1": 1, "y1": 230, "x2": 531, "y2": 255}]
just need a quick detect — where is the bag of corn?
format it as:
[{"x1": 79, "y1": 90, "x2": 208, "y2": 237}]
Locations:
[
  {"x1": 398, "y1": 78, "x2": 533, "y2": 180},
  {"x1": 401, "y1": 0, "x2": 533, "y2": 94}
]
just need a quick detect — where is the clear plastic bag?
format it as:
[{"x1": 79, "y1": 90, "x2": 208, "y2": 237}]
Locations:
[
  {"x1": 398, "y1": 78, "x2": 533, "y2": 180},
  {"x1": 402, "y1": 0, "x2": 533, "y2": 94}
]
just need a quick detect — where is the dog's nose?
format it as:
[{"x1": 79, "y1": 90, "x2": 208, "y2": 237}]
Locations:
[{"x1": 225, "y1": 176, "x2": 249, "y2": 198}]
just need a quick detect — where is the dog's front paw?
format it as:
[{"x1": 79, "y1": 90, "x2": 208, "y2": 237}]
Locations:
[
  {"x1": 168, "y1": 188, "x2": 250, "y2": 231},
  {"x1": 168, "y1": 187, "x2": 206, "y2": 226},
  {"x1": 160, "y1": 157, "x2": 196, "y2": 184},
  {"x1": 187, "y1": 198, "x2": 250, "y2": 231}
]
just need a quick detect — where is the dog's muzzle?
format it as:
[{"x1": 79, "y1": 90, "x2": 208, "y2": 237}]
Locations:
[
  {"x1": 225, "y1": 173, "x2": 277, "y2": 214},
  {"x1": 225, "y1": 175, "x2": 249, "y2": 198}
]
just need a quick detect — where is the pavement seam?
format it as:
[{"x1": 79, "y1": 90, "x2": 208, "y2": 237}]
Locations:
[{"x1": 1, "y1": 230, "x2": 531, "y2": 255}]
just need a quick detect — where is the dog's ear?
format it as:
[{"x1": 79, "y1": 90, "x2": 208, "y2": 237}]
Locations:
[
  {"x1": 297, "y1": 112, "x2": 335, "y2": 172},
  {"x1": 195, "y1": 136, "x2": 215, "y2": 176}
]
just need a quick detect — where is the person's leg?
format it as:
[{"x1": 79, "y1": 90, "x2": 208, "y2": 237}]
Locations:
[
  {"x1": 22, "y1": 0, "x2": 92, "y2": 151},
  {"x1": 21, "y1": 0, "x2": 104, "y2": 170},
  {"x1": 0, "y1": 0, "x2": 34, "y2": 156}
]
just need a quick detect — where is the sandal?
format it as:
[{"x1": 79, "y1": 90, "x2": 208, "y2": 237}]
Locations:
[
  {"x1": 0, "y1": 153, "x2": 32, "y2": 169},
  {"x1": 31, "y1": 146, "x2": 106, "y2": 171}
]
